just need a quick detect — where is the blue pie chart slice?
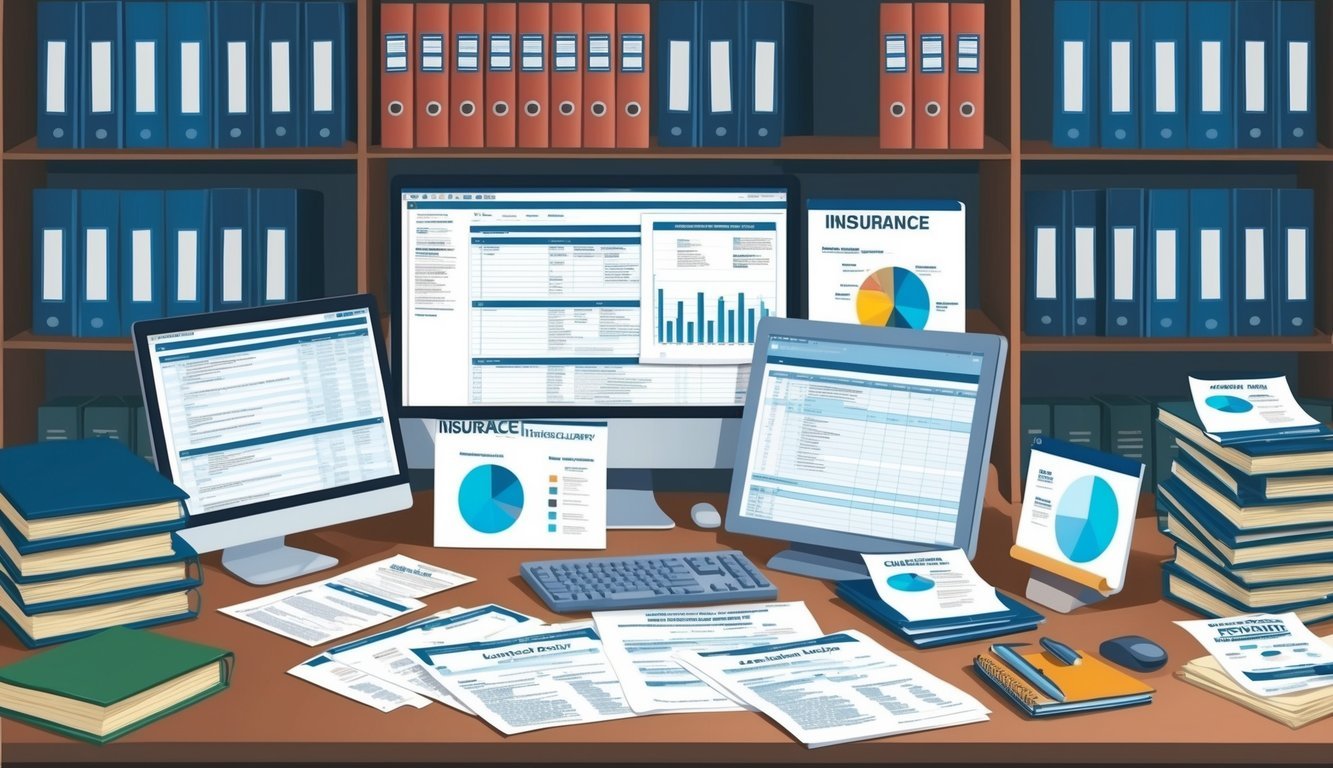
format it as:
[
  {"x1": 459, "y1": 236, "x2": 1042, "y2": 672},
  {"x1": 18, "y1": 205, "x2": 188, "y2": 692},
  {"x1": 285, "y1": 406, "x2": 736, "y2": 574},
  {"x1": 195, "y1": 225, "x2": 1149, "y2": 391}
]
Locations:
[
  {"x1": 1054, "y1": 476, "x2": 1119, "y2": 563},
  {"x1": 887, "y1": 573, "x2": 936, "y2": 592},
  {"x1": 458, "y1": 464, "x2": 524, "y2": 534},
  {"x1": 889, "y1": 268, "x2": 931, "y2": 329},
  {"x1": 1205, "y1": 395, "x2": 1254, "y2": 414}
]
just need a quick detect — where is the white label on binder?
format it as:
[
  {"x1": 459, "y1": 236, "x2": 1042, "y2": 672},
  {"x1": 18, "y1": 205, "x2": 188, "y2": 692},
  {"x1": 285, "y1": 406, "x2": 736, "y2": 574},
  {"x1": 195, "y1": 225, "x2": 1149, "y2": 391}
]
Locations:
[
  {"x1": 1244, "y1": 40, "x2": 1265, "y2": 112},
  {"x1": 271, "y1": 41, "x2": 291, "y2": 112},
  {"x1": 1288, "y1": 229, "x2": 1307, "y2": 301},
  {"x1": 1062, "y1": 41, "x2": 1083, "y2": 113},
  {"x1": 1035, "y1": 228, "x2": 1057, "y2": 299},
  {"x1": 1289, "y1": 42, "x2": 1309, "y2": 112},
  {"x1": 46, "y1": 41, "x2": 67, "y2": 113},
  {"x1": 1113, "y1": 228, "x2": 1135, "y2": 301},
  {"x1": 1155, "y1": 230, "x2": 1177, "y2": 300},
  {"x1": 1201, "y1": 41, "x2": 1222, "y2": 113},
  {"x1": 42, "y1": 230, "x2": 63, "y2": 301},
  {"x1": 710, "y1": 41, "x2": 732, "y2": 112},
  {"x1": 668, "y1": 41, "x2": 691, "y2": 111},
  {"x1": 1075, "y1": 227, "x2": 1095, "y2": 299},
  {"x1": 754, "y1": 41, "x2": 776, "y2": 113},
  {"x1": 1155, "y1": 41, "x2": 1176, "y2": 113},
  {"x1": 266, "y1": 229, "x2": 287, "y2": 301},
  {"x1": 135, "y1": 41, "x2": 156, "y2": 113},
  {"x1": 228, "y1": 41, "x2": 248, "y2": 114},
  {"x1": 181, "y1": 42, "x2": 201, "y2": 114},
  {"x1": 178, "y1": 231, "x2": 199, "y2": 301},
  {"x1": 1110, "y1": 41, "x2": 1131, "y2": 113},
  {"x1": 87, "y1": 229, "x2": 108, "y2": 301},
  {"x1": 133, "y1": 230, "x2": 153, "y2": 302},
  {"x1": 92, "y1": 41, "x2": 113, "y2": 113},
  {"x1": 313, "y1": 41, "x2": 334, "y2": 113},
  {"x1": 223, "y1": 228, "x2": 243, "y2": 302},
  {"x1": 1200, "y1": 229, "x2": 1222, "y2": 300},
  {"x1": 1244, "y1": 228, "x2": 1265, "y2": 300}
]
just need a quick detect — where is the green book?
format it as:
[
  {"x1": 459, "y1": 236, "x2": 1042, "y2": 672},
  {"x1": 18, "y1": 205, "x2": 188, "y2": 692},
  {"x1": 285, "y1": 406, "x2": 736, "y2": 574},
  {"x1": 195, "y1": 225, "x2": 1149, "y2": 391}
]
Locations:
[
  {"x1": 36, "y1": 396, "x2": 93, "y2": 443},
  {"x1": 0, "y1": 627, "x2": 232, "y2": 744},
  {"x1": 1046, "y1": 397, "x2": 1102, "y2": 452},
  {"x1": 1095, "y1": 395, "x2": 1152, "y2": 486}
]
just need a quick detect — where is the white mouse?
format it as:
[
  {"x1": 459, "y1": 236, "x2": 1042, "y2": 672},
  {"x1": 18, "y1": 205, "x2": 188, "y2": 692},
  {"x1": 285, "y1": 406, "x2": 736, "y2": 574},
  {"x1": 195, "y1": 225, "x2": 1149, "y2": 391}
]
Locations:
[{"x1": 690, "y1": 502, "x2": 722, "y2": 529}]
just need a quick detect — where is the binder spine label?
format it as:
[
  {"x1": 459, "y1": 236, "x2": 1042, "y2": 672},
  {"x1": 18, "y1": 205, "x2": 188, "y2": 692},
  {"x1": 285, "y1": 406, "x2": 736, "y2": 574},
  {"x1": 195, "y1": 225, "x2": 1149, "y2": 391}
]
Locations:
[
  {"x1": 886, "y1": 34, "x2": 908, "y2": 73},
  {"x1": 386, "y1": 34, "x2": 408, "y2": 72}
]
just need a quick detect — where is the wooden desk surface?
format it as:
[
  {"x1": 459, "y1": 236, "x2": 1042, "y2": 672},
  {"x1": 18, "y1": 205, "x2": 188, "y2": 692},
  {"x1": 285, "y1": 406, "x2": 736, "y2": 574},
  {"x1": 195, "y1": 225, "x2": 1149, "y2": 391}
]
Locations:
[{"x1": 0, "y1": 488, "x2": 1327, "y2": 766}]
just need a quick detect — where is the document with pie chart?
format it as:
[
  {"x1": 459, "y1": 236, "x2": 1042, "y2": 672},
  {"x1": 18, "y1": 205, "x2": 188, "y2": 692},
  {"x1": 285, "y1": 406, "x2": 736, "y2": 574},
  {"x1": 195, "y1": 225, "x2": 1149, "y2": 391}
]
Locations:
[
  {"x1": 434, "y1": 421, "x2": 607, "y2": 549},
  {"x1": 1013, "y1": 436, "x2": 1145, "y2": 595},
  {"x1": 806, "y1": 200, "x2": 965, "y2": 332},
  {"x1": 861, "y1": 549, "x2": 1007, "y2": 622},
  {"x1": 1187, "y1": 373, "x2": 1332, "y2": 445}
]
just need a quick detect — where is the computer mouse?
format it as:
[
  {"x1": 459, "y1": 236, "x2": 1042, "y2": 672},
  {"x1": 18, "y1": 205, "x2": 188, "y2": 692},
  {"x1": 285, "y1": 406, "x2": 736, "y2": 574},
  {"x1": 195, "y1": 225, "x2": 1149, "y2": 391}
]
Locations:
[
  {"x1": 690, "y1": 502, "x2": 722, "y2": 529},
  {"x1": 1099, "y1": 635, "x2": 1168, "y2": 673}
]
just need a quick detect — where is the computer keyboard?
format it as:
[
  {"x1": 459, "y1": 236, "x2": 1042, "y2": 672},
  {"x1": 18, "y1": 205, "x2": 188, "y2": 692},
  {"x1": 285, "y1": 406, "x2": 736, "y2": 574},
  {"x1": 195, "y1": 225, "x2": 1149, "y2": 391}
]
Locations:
[{"x1": 520, "y1": 550, "x2": 777, "y2": 613}]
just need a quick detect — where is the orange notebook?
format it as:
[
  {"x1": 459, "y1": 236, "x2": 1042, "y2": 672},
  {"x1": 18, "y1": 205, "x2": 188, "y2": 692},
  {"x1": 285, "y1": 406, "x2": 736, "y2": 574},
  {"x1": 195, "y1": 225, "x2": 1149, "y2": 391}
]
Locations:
[{"x1": 973, "y1": 646, "x2": 1155, "y2": 717}]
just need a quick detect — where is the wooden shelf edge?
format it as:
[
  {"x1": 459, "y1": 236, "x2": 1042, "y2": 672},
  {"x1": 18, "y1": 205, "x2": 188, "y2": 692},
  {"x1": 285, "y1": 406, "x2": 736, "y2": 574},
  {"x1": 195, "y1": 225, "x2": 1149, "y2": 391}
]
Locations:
[
  {"x1": 1021, "y1": 333, "x2": 1333, "y2": 353},
  {"x1": 1020, "y1": 139, "x2": 1333, "y2": 162},
  {"x1": 4, "y1": 332, "x2": 133, "y2": 351},
  {"x1": 3, "y1": 137, "x2": 358, "y2": 161}
]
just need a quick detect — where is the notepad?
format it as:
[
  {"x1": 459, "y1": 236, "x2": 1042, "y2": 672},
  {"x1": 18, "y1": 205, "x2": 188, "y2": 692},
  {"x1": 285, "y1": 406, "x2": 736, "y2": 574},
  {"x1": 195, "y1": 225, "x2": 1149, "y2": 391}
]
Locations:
[{"x1": 973, "y1": 646, "x2": 1154, "y2": 717}]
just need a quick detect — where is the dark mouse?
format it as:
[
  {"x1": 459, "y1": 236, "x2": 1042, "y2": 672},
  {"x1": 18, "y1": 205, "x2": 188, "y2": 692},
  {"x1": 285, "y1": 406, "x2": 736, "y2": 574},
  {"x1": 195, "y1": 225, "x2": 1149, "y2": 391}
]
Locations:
[{"x1": 1099, "y1": 635, "x2": 1168, "y2": 672}]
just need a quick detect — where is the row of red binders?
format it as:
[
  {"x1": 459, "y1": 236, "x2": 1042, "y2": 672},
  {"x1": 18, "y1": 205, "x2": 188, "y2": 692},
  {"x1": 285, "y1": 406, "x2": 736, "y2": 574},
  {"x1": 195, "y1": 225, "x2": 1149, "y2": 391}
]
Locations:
[
  {"x1": 880, "y1": 2, "x2": 986, "y2": 150},
  {"x1": 381, "y1": 2, "x2": 650, "y2": 149}
]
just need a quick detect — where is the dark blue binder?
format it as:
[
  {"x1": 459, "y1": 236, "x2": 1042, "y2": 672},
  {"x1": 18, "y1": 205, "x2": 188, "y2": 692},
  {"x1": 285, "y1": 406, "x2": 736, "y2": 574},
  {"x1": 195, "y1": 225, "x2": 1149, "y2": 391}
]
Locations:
[
  {"x1": 1098, "y1": 0, "x2": 1138, "y2": 148},
  {"x1": 213, "y1": 0, "x2": 258, "y2": 147},
  {"x1": 1139, "y1": 0, "x2": 1186, "y2": 149},
  {"x1": 1052, "y1": 0, "x2": 1097, "y2": 147},
  {"x1": 1146, "y1": 189, "x2": 1188, "y2": 338},
  {"x1": 37, "y1": 1, "x2": 81, "y2": 148},
  {"x1": 304, "y1": 2, "x2": 354, "y2": 147},
  {"x1": 836, "y1": 580, "x2": 1044, "y2": 649},
  {"x1": 81, "y1": 1, "x2": 123, "y2": 148},
  {"x1": 77, "y1": 190, "x2": 120, "y2": 338},
  {"x1": 1025, "y1": 190, "x2": 1067, "y2": 336},
  {"x1": 741, "y1": 0, "x2": 812, "y2": 147},
  {"x1": 1067, "y1": 189, "x2": 1104, "y2": 335},
  {"x1": 1276, "y1": 188, "x2": 1314, "y2": 336},
  {"x1": 1188, "y1": 1, "x2": 1233, "y2": 148},
  {"x1": 1188, "y1": 188, "x2": 1231, "y2": 337},
  {"x1": 166, "y1": 1, "x2": 211, "y2": 148},
  {"x1": 656, "y1": 0, "x2": 700, "y2": 147},
  {"x1": 32, "y1": 190, "x2": 79, "y2": 337},
  {"x1": 1105, "y1": 188, "x2": 1144, "y2": 337},
  {"x1": 700, "y1": 0, "x2": 741, "y2": 146},
  {"x1": 254, "y1": 189, "x2": 323, "y2": 305},
  {"x1": 1277, "y1": 0, "x2": 1316, "y2": 148},
  {"x1": 124, "y1": 1, "x2": 166, "y2": 148},
  {"x1": 1235, "y1": 0, "x2": 1276, "y2": 149},
  {"x1": 1233, "y1": 188, "x2": 1274, "y2": 336},
  {"x1": 118, "y1": 190, "x2": 165, "y2": 335},
  {"x1": 210, "y1": 188, "x2": 254, "y2": 310},
  {"x1": 165, "y1": 190, "x2": 211, "y2": 317},
  {"x1": 261, "y1": 1, "x2": 302, "y2": 148}
]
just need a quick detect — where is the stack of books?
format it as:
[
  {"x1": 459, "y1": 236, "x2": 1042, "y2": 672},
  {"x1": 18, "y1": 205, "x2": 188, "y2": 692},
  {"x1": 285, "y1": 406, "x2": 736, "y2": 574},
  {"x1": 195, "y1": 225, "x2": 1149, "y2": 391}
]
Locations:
[
  {"x1": 836, "y1": 579, "x2": 1044, "y2": 649},
  {"x1": 0, "y1": 439, "x2": 201, "y2": 648},
  {"x1": 1156, "y1": 401, "x2": 1333, "y2": 624}
]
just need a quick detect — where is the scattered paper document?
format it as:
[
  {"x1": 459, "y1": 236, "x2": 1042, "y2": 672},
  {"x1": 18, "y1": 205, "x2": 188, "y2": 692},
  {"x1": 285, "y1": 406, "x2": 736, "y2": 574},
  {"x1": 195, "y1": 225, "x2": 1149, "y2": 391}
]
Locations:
[
  {"x1": 1177, "y1": 613, "x2": 1333, "y2": 698},
  {"x1": 289, "y1": 654, "x2": 432, "y2": 712},
  {"x1": 434, "y1": 420, "x2": 608, "y2": 549},
  {"x1": 1188, "y1": 374, "x2": 1330, "y2": 445},
  {"x1": 336, "y1": 554, "x2": 477, "y2": 598},
  {"x1": 406, "y1": 626, "x2": 636, "y2": 734},
  {"x1": 593, "y1": 602, "x2": 823, "y2": 714},
  {"x1": 861, "y1": 550, "x2": 1007, "y2": 623},
  {"x1": 676, "y1": 630, "x2": 989, "y2": 748}
]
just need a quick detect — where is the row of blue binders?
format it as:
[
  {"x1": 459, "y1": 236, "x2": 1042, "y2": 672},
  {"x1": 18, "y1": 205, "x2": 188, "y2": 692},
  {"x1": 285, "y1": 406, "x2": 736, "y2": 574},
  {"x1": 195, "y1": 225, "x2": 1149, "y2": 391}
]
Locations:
[
  {"x1": 1052, "y1": 0, "x2": 1316, "y2": 149},
  {"x1": 33, "y1": 188, "x2": 323, "y2": 338},
  {"x1": 37, "y1": 1, "x2": 354, "y2": 149},
  {"x1": 1025, "y1": 187, "x2": 1314, "y2": 338},
  {"x1": 656, "y1": 0, "x2": 812, "y2": 147}
]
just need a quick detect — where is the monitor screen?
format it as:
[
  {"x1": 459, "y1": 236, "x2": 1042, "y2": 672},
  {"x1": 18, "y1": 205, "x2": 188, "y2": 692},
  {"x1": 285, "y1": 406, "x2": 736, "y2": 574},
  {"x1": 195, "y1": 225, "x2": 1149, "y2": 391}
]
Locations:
[{"x1": 397, "y1": 184, "x2": 792, "y2": 413}]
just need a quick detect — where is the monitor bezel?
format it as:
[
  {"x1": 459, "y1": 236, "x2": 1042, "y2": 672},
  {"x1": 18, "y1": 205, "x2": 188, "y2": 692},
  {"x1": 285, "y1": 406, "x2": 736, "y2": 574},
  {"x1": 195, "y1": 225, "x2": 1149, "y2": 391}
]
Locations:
[
  {"x1": 132, "y1": 293, "x2": 412, "y2": 530},
  {"x1": 389, "y1": 173, "x2": 803, "y2": 419},
  {"x1": 724, "y1": 317, "x2": 1008, "y2": 560}
]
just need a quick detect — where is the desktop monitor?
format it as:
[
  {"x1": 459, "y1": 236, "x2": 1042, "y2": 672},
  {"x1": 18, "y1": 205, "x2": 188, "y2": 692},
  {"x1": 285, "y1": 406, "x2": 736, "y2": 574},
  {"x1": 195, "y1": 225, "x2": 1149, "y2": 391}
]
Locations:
[
  {"x1": 133, "y1": 295, "x2": 413, "y2": 585},
  {"x1": 726, "y1": 318, "x2": 1008, "y2": 581},
  {"x1": 391, "y1": 175, "x2": 799, "y2": 528}
]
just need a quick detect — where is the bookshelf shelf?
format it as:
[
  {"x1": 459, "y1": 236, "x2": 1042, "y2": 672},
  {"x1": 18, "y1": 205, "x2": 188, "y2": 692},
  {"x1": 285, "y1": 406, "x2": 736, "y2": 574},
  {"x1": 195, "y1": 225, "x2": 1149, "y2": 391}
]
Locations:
[
  {"x1": 1021, "y1": 334, "x2": 1333, "y2": 353},
  {"x1": 1019, "y1": 139, "x2": 1333, "y2": 163},
  {"x1": 3, "y1": 138, "x2": 359, "y2": 161},
  {"x1": 3, "y1": 332, "x2": 134, "y2": 352}
]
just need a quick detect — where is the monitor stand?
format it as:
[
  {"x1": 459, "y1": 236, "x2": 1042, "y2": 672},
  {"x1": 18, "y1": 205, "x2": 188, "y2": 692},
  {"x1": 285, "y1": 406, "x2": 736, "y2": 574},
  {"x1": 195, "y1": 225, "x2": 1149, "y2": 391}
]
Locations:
[
  {"x1": 767, "y1": 543, "x2": 871, "y2": 581},
  {"x1": 606, "y1": 470, "x2": 675, "y2": 530},
  {"x1": 221, "y1": 538, "x2": 338, "y2": 586}
]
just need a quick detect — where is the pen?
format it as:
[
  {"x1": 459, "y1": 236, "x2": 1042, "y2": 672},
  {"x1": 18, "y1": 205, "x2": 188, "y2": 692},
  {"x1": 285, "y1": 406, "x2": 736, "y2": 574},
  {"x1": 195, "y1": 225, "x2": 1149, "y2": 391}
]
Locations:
[
  {"x1": 991, "y1": 643, "x2": 1067, "y2": 703},
  {"x1": 1040, "y1": 637, "x2": 1082, "y2": 666}
]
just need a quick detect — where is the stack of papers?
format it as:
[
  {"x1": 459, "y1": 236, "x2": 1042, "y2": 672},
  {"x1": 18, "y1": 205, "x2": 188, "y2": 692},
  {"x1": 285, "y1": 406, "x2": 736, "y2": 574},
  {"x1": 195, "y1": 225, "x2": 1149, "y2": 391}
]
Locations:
[
  {"x1": 837, "y1": 580, "x2": 1044, "y2": 648},
  {"x1": 1178, "y1": 635, "x2": 1333, "y2": 729}
]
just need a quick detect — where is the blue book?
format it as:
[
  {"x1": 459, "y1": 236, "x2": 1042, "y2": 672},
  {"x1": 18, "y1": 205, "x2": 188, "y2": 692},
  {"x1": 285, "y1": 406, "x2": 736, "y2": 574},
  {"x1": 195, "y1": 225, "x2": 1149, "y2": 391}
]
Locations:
[
  {"x1": 1098, "y1": 0, "x2": 1138, "y2": 148},
  {"x1": 124, "y1": 1, "x2": 166, "y2": 147},
  {"x1": 210, "y1": 188, "x2": 254, "y2": 310},
  {"x1": 77, "y1": 190, "x2": 120, "y2": 338},
  {"x1": 741, "y1": 0, "x2": 812, "y2": 147},
  {"x1": 836, "y1": 579, "x2": 1044, "y2": 650},
  {"x1": 260, "y1": 1, "x2": 302, "y2": 148},
  {"x1": 304, "y1": 2, "x2": 354, "y2": 147},
  {"x1": 1188, "y1": 189, "x2": 1231, "y2": 337},
  {"x1": 1174, "y1": 438, "x2": 1333, "y2": 505},
  {"x1": 1162, "y1": 563, "x2": 1333, "y2": 625},
  {"x1": 1139, "y1": 1, "x2": 1186, "y2": 149},
  {"x1": 32, "y1": 189, "x2": 79, "y2": 337},
  {"x1": 1067, "y1": 189, "x2": 1104, "y2": 336},
  {"x1": 254, "y1": 189, "x2": 323, "y2": 305},
  {"x1": 213, "y1": 0, "x2": 257, "y2": 148},
  {"x1": 81, "y1": 1, "x2": 123, "y2": 148},
  {"x1": 164, "y1": 190, "x2": 211, "y2": 317},
  {"x1": 118, "y1": 190, "x2": 166, "y2": 335},
  {"x1": 0, "y1": 561, "x2": 200, "y2": 617},
  {"x1": 37, "y1": 1, "x2": 81, "y2": 148},
  {"x1": 1052, "y1": 0, "x2": 1097, "y2": 147},
  {"x1": 0, "y1": 585, "x2": 200, "y2": 649},
  {"x1": 1233, "y1": 188, "x2": 1274, "y2": 336},
  {"x1": 1024, "y1": 190, "x2": 1066, "y2": 336},
  {"x1": 166, "y1": 1, "x2": 211, "y2": 148},
  {"x1": 1276, "y1": 188, "x2": 1314, "y2": 336},
  {"x1": 1145, "y1": 189, "x2": 1188, "y2": 338},
  {"x1": 1276, "y1": 0, "x2": 1316, "y2": 148},
  {"x1": 656, "y1": 0, "x2": 700, "y2": 147},
  {"x1": 700, "y1": 0, "x2": 741, "y2": 146},
  {"x1": 0, "y1": 531, "x2": 196, "y2": 586},
  {"x1": 1104, "y1": 188, "x2": 1144, "y2": 337},
  {"x1": 1235, "y1": 0, "x2": 1276, "y2": 148},
  {"x1": 1188, "y1": 1, "x2": 1234, "y2": 148}
]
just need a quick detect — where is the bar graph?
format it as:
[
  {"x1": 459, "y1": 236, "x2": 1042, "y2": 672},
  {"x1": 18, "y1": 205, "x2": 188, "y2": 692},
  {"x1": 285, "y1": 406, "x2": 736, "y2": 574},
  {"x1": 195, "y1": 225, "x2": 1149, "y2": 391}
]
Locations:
[{"x1": 656, "y1": 288, "x2": 771, "y2": 346}]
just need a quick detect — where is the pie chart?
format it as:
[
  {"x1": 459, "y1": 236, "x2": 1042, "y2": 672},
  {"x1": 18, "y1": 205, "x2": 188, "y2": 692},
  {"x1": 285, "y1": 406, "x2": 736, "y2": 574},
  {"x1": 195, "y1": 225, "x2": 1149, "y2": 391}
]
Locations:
[
  {"x1": 856, "y1": 267, "x2": 931, "y2": 329},
  {"x1": 1054, "y1": 475, "x2": 1119, "y2": 563},
  {"x1": 887, "y1": 573, "x2": 936, "y2": 592},
  {"x1": 1205, "y1": 395, "x2": 1254, "y2": 414},
  {"x1": 458, "y1": 464, "x2": 525, "y2": 534}
]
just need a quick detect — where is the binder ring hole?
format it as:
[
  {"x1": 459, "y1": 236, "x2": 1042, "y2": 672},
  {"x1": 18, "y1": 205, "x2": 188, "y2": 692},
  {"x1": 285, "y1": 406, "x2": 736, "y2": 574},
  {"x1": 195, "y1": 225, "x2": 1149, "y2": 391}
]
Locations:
[
  {"x1": 591, "y1": 101, "x2": 608, "y2": 117},
  {"x1": 525, "y1": 100, "x2": 542, "y2": 117},
  {"x1": 52, "y1": 128, "x2": 65, "y2": 139},
  {"x1": 388, "y1": 100, "x2": 405, "y2": 116},
  {"x1": 460, "y1": 100, "x2": 477, "y2": 116},
  {"x1": 625, "y1": 101, "x2": 642, "y2": 117},
  {"x1": 230, "y1": 128, "x2": 241, "y2": 138},
  {"x1": 186, "y1": 128, "x2": 199, "y2": 140},
  {"x1": 890, "y1": 102, "x2": 906, "y2": 118},
  {"x1": 96, "y1": 128, "x2": 108, "y2": 140},
  {"x1": 1205, "y1": 319, "x2": 1218, "y2": 330},
  {"x1": 91, "y1": 318, "x2": 104, "y2": 329},
  {"x1": 320, "y1": 128, "x2": 331, "y2": 138},
  {"x1": 426, "y1": 101, "x2": 443, "y2": 117},
  {"x1": 46, "y1": 317, "x2": 58, "y2": 329},
  {"x1": 492, "y1": 101, "x2": 510, "y2": 117},
  {"x1": 924, "y1": 102, "x2": 941, "y2": 117},
  {"x1": 559, "y1": 101, "x2": 576, "y2": 116},
  {"x1": 275, "y1": 127, "x2": 286, "y2": 137},
  {"x1": 959, "y1": 101, "x2": 975, "y2": 118},
  {"x1": 140, "y1": 128, "x2": 152, "y2": 140}
]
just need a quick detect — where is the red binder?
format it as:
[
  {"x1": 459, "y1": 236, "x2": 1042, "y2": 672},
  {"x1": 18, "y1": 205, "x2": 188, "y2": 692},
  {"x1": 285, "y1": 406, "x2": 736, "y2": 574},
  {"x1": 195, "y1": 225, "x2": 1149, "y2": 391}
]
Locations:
[
  {"x1": 550, "y1": 2, "x2": 583, "y2": 148},
  {"x1": 615, "y1": 4, "x2": 650, "y2": 148},
  {"x1": 380, "y1": 3, "x2": 415, "y2": 148},
  {"x1": 913, "y1": 2, "x2": 949, "y2": 149},
  {"x1": 415, "y1": 3, "x2": 450, "y2": 148},
  {"x1": 582, "y1": 3, "x2": 616, "y2": 148},
  {"x1": 486, "y1": 2, "x2": 518, "y2": 148},
  {"x1": 879, "y1": 3, "x2": 913, "y2": 149},
  {"x1": 450, "y1": 3, "x2": 485, "y2": 148},
  {"x1": 517, "y1": 2, "x2": 551, "y2": 148},
  {"x1": 949, "y1": 2, "x2": 984, "y2": 149}
]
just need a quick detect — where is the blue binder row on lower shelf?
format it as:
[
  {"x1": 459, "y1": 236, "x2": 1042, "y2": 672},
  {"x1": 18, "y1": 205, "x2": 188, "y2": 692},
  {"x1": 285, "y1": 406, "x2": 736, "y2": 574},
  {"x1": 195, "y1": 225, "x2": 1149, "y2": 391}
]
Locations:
[
  {"x1": 32, "y1": 187, "x2": 324, "y2": 338},
  {"x1": 836, "y1": 579, "x2": 1044, "y2": 649},
  {"x1": 1024, "y1": 186, "x2": 1314, "y2": 338}
]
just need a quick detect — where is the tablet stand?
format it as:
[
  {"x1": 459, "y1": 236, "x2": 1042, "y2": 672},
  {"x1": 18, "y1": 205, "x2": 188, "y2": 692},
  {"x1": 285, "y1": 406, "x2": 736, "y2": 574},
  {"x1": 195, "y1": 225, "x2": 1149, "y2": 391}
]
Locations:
[{"x1": 1025, "y1": 568, "x2": 1108, "y2": 614}]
